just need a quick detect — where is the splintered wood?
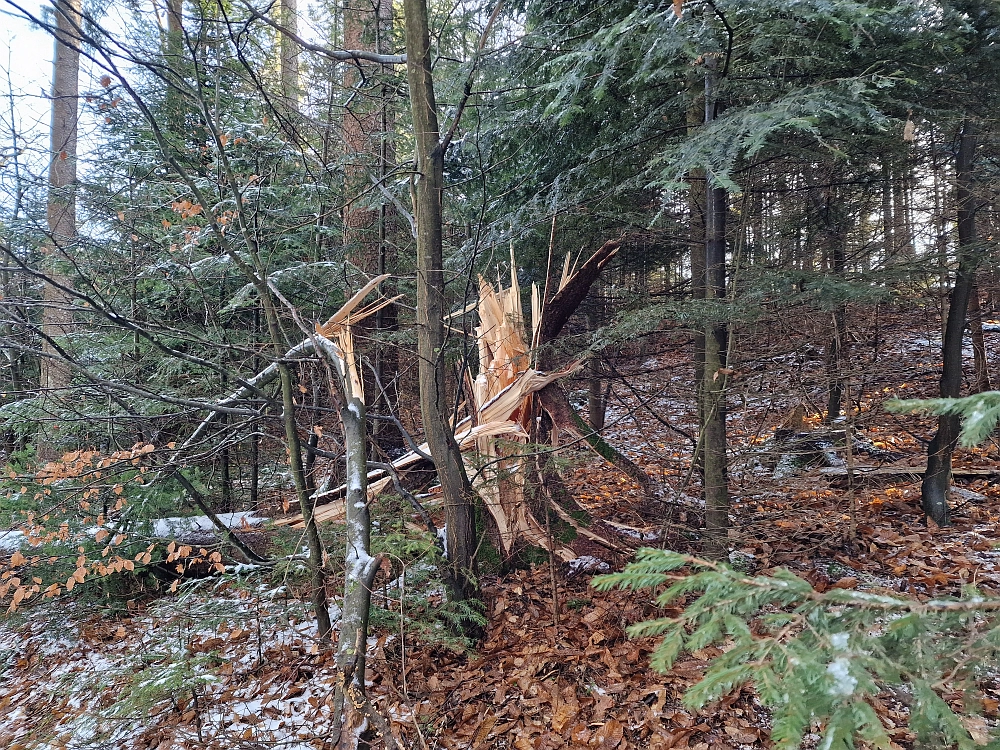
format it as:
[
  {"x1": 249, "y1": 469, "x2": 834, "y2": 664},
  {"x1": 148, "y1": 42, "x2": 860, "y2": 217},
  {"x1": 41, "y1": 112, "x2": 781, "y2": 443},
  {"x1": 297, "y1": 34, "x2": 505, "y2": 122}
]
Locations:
[
  {"x1": 281, "y1": 252, "x2": 623, "y2": 561},
  {"x1": 468, "y1": 254, "x2": 575, "y2": 560}
]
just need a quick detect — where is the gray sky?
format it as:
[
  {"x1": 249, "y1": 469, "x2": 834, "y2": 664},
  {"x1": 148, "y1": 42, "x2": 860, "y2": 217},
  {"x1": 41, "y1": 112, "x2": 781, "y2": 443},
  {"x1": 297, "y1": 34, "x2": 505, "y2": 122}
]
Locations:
[{"x1": 2, "y1": 1, "x2": 51, "y2": 171}]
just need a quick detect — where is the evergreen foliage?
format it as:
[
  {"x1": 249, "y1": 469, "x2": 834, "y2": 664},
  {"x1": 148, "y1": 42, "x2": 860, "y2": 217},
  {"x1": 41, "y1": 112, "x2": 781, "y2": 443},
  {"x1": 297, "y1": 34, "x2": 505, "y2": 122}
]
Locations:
[
  {"x1": 888, "y1": 392, "x2": 1000, "y2": 447},
  {"x1": 595, "y1": 550, "x2": 1000, "y2": 749}
]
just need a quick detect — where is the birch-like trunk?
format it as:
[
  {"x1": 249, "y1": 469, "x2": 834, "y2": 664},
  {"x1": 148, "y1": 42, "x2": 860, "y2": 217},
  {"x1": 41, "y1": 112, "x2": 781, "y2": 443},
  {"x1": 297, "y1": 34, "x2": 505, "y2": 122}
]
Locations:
[{"x1": 332, "y1": 390, "x2": 376, "y2": 748}]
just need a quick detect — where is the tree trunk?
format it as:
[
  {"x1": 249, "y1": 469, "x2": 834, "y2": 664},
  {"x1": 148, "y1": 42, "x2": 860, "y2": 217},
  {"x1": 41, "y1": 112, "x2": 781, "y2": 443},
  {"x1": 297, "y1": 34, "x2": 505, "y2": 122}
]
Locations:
[
  {"x1": 893, "y1": 157, "x2": 914, "y2": 257},
  {"x1": 279, "y1": 0, "x2": 299, "y2": 108},
  {"x1": 343, "y1": 0, "x2": 401, "y2": 452},
  {"x1": 922, "y1": 120, "x2": 978, "y2": 526},
  {"x1": 881, "y1": 156, "x2": 895, "y2": 262},
  {"x1": 969, "y1": 280, "x2": 991, "y2": 393},
  {"x1": 814, "y1": 169, "x2": 848, "y2": 422},
  {"x1": 279, "y1": 363, "x2": 332, "y2": 639},
  {"x1": 403, "y1": 0, "x2": 480, "y2": 611},
  {"x1": 40, "y1": 0, "x2": 81, "y2": 456},
  {"x1": 332, "y1": 390, "x2": 377, "y2": 749},
  {"x1": 700, "y1": 59, "x2": 728, "y2": 560},
  {"x1": 586, "y1": 310, "x2": 607, "y2": 432},
  {"x1": 164, "y1": 0, "x2": 184, "y2": 136}
]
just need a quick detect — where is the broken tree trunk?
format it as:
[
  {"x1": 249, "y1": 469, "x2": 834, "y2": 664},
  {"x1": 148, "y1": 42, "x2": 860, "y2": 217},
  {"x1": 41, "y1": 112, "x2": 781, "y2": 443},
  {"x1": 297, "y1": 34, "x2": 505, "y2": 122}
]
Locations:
[
  {"x1": 280, "y1": 243, "x2": 649, "y2": 564},
  {"x1": 533, "y1": 239, "x2": 658, "y2": 503}
]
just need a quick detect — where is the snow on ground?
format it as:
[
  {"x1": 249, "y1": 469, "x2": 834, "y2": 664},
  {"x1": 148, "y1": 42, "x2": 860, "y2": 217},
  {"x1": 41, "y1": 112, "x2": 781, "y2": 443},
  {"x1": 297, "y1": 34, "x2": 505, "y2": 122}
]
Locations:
[
  {"x1": 0, "y1": 529, "x2": 24, "y2": 552},
  {"x1": 0, "y1": 513, "x2": 269, "y2": 554},
  {"x1": 151, "y1": 511, "x2": 267, "y2": 538},
  {"x1": 0, "y1": 569, "x2": 361, "y2": 749}
]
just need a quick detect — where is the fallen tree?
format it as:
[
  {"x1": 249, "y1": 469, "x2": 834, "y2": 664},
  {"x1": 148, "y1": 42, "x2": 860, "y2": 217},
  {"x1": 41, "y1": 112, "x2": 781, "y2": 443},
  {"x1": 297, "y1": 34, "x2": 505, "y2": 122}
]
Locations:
[{"x1": 281, "y1": 240, "x2": 653, "y2": 562}]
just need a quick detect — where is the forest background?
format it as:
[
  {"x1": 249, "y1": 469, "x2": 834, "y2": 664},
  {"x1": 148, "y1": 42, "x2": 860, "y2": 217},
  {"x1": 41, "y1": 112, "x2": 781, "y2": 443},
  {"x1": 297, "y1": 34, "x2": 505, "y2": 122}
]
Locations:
[{"x1": 4, "y1": 0, "x2": 1000, "y2": 749}]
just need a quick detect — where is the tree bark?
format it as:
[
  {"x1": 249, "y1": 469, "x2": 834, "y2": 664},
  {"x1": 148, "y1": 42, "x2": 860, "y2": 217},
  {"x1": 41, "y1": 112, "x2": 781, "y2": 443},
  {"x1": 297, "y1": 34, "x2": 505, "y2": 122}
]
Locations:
[
  {"x1": 922, "y1": 120, "x2": 978, "y2": 526},
  {"x1": 39, "y1": 0, "x2": 81, "y2": 456},
  {"x1": 331, "y1": 389, "x2": 377, "y2": 748},
  {"x1": 279, "y1": 0, "x2": 299, "y2": 108},
  {"x1": 403, "y1": 0, "x2": 480, "y2": 611},
  {"x1": 700, "y1": 58, "x2": 728, "y2": 560},
  {"x1": 342, "y1": 0, "x2": 401, "y2": 452},
  {"x1": 164, "y1": 0, "x2": 184, "y2": 136},
  {"x1": 969, "y1": 279, "x2": 991, "y2": 393}
]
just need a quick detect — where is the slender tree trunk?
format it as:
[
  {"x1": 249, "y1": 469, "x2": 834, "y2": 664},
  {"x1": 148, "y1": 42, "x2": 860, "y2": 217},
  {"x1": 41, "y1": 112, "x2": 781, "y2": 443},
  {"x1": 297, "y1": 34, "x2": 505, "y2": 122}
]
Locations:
[
  {"x1": 403, "y1": 0, "x2": 481, "y2": 611},
  {"x1": 922, "y1": 120, "x2": 978, "y2": 526},
  {"x1": 164, "y1": 0, "x2": 184, "y2": 137},
  {"x1": 815, "y1": 170, "x2": 848, "y2": 422},
  {"x1": 893, "y1": 158, "x2": 913, "y2": 257},
  {"x1": 969, "y1": 280, "x2": 991, "y2": 393},
  {"x1": 332, "y1": 388, "x2": 376, "y2": 749},
  {"x1": 586, "y1": 308, "x2": 607, "y2": 432},
  {"x1": 39, "y1": 0, "x2": 81, "y2": 456},
  {"x1": 687, "y1": 71, "x2": 706, "y2": 481},
  {"x1": 826, "y1": 304, "x2": 847, "y2": 421},
  {"x1": 700, "y1": 58, "x2": 728, "y2": 560},
  {"x1": 882, "y1": 156, "x2": 895, "y2": 262},
  {"x1": 279, "y1": 363, "x2": 333, "y2": 639},
  {"x1": 279, "y1": 0, "x2": 299, "y2": 108}
]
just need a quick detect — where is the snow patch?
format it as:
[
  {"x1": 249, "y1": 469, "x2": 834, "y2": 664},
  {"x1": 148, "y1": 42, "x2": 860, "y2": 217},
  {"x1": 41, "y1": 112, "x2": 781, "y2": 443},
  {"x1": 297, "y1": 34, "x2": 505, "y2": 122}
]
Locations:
[
  {"x1": 829, "y1": 632, "x2": 849, "y2": 650},
  {"x1": 568, "y1": 556, "x2": 610, "y2": 576},
  {"x1": 0, "y1": 529, "x2": 25, "y2": 552},
  {"x1": 151, "y1": 511, "x2": 266, "y2": 538},
  {"x1": 827, "y1": 657, "x2": 857, "y2": 696}
]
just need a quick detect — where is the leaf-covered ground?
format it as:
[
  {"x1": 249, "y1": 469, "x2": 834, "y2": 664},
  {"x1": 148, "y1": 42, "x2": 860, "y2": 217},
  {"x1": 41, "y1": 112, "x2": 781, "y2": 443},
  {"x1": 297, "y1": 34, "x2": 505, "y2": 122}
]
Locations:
[{"x1": 3, "y1": 304, "x2": 1000, "y2": 749}]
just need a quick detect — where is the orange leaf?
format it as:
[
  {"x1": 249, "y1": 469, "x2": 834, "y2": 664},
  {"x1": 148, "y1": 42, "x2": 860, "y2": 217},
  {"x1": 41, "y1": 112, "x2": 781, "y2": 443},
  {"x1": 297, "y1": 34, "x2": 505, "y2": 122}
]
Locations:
[{"x1": 832, "y1": 577, "x2": 858, "y2": 590}]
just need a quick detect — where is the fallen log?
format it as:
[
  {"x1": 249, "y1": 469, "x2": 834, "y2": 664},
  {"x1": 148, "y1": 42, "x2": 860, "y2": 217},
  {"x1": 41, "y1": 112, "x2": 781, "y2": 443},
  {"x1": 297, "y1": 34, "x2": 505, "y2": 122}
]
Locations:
[{"x1": 820, "y1": 465, "x2": 999, "y2": 480}]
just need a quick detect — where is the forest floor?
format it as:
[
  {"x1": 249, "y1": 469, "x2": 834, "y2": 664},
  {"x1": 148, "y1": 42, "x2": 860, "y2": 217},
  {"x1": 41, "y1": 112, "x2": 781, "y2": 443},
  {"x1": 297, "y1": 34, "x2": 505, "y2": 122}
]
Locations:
[{"x1": 3, "y1": 303, "x2": 1000, "y2": 750}]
